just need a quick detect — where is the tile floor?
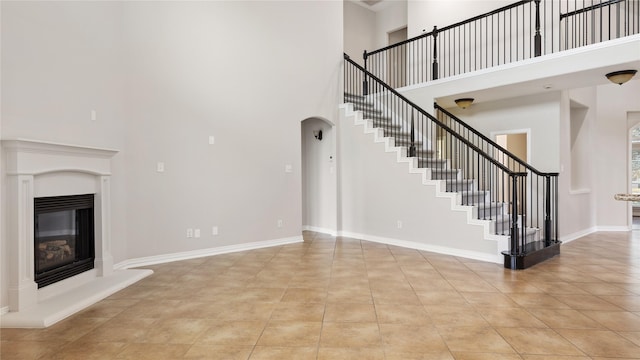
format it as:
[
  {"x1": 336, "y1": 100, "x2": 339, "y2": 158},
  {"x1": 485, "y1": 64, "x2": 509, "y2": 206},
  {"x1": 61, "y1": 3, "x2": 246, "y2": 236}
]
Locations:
[{"x1": 2, "y1": 231, "x2": 640, "y2": 359}]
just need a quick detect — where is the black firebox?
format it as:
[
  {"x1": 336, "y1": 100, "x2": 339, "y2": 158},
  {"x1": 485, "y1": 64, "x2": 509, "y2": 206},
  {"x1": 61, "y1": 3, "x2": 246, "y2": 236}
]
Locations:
[{"x1": 34, "y1": 194, "x2": 95, "y2": 288}]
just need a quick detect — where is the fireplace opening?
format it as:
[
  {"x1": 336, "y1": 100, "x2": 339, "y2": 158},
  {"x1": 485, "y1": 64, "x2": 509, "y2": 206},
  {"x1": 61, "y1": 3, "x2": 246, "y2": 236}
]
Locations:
[{"x1": 34, "y1": 194, "x2": 95, "y2": 288}]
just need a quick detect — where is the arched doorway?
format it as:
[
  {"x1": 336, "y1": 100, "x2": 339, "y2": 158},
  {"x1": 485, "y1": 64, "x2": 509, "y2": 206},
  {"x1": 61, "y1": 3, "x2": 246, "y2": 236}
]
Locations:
[{"x1": 301, "y1": 117, "x2": 337, "y2": 235}]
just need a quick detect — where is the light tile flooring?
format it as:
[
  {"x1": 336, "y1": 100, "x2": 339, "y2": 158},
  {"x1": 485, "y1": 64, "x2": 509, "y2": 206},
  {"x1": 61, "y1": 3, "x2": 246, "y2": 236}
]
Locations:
[{"x1": 2, "y1": 231, "x2": 640, "y2": 359}]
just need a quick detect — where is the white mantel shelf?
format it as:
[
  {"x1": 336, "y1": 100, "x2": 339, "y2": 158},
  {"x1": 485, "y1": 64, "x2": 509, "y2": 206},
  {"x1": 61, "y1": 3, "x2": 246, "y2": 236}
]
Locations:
[
  {"x1": 2, "y1": 138, "x2": 119, "y2": 155},
  {"x1": 2, "y1": 138, "x2": 119, "y2": 176}
]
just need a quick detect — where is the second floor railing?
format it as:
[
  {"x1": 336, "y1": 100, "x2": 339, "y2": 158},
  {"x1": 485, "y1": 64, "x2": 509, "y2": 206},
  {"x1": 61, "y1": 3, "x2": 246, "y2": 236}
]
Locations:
[{"x1": 363, "y1": 0, "x2": 639, "y2": 89}]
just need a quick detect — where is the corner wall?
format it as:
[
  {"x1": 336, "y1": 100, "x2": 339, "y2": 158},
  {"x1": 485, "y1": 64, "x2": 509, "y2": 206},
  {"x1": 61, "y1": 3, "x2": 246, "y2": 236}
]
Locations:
[
  {"x1": 121, "y1": 1, "x2": 343, "y2": 259},
  {"x1": 407, "y1": 0, "x2": 504, "y2": 38},
  {"x1": 1, "y1": 1, "x2": 344, "y2": 309},
  {"x1": 337, "y1": 107, "x2": 502, "y2": 262},
  {"x1": 558, "y1": 87, "x2": 598, "y2": 239},
  {"x1": 445, "y1": 92, "x2": 562, "y2": 173},
  {"x1": 344, "y1": 1, "x2": 376, "y2": 65},
  {"x1": 1, "y1": 1, "x2": 127, "y2": 310},
  {"x1": 594, "y1": 80, "x2": 640, "y2": 229}
]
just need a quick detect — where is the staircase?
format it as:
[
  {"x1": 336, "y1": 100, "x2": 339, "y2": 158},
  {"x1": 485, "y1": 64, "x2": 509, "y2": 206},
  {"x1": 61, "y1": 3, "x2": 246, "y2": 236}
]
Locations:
[
  {"x1": 342, "y1": 55, "x2": 560, "y2": 269},
  {"x1": 345, "y1": 91, "x2": 538, "y2": 239}
]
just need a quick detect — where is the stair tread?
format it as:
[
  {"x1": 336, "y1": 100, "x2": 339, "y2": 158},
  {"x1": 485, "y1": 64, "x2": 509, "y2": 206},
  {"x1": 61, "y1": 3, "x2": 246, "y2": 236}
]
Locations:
[{"x1": 445, "y1": 179, "x2": 473, "y2": 183}]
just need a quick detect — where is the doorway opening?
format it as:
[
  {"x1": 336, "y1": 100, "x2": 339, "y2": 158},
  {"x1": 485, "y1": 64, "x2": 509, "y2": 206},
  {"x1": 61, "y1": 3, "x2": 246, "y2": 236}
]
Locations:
[{"x1": 495, "y1": 131, "x2": 529, "y2": 166}]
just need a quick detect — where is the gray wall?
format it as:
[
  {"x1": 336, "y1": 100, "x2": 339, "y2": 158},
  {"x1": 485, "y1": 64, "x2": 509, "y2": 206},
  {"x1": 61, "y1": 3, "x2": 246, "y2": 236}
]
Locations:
[{"x1": 1, "y1": 0, "x2": 344, "y2": 308}]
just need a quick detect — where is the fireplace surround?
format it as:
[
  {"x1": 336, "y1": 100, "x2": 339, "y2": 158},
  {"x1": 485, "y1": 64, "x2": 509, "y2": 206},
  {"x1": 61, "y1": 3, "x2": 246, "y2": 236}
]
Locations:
[{"x1": 1, "y1": 139, "x2": 152, "y2": 328}]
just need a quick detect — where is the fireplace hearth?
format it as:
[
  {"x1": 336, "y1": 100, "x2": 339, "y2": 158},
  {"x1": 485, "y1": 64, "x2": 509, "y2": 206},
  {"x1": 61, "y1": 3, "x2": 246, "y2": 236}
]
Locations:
[{"x1": 35, "y1": 194, "x2": 95, "y2": 288}]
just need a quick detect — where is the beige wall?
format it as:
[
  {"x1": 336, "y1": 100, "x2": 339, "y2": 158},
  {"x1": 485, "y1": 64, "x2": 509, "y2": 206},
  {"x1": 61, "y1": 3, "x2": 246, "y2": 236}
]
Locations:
[{"x1": 1, "y1": 0, "x2": 344, "y2": 308}]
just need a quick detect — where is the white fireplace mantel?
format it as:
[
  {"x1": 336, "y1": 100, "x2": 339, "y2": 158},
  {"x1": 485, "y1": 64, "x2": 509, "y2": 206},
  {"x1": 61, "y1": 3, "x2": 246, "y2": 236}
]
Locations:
[{"x1": 1, "y1": 139, "x2": 152, "y2": 328}]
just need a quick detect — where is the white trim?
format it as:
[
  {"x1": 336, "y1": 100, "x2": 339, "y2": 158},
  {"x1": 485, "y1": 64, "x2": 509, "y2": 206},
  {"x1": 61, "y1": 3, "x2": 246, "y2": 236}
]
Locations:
[
  {"x1": 114, "y1": 236, "x2": 303, "y2": 270},
  {"x1": 1, "y1": 138, "x2": 118, "y2": 158},
  {"x1": 1, "y1": 269, "x2": 151, "y2": 328},
  {"x1": 0, "y1": 307, "x2": 8, "y2": 316},
  {"x1": 302, "y1": 226, "x2": 337, "y2": 236},
  {"x1": 560, "y1": 227, "x2": 597, "y2": 243},
  {"x1": 337, "y1": 231, "x2": 502, "y2": 264},
  {"x1": 595, "y1": 225, "x2": 631, "y2": 232},
  {"x1": 2, "y1": 139, "x2": 119, "y2": 312}
]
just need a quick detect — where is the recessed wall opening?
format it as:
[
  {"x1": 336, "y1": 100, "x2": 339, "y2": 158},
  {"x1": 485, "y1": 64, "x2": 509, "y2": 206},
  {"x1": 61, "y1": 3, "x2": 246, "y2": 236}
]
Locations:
[
  {"x1": 301, "y1": 117, "x2": 337, "y2": 234},
  {"x1": 570, "y1": 100, "x2": 590, "y2": 191}
]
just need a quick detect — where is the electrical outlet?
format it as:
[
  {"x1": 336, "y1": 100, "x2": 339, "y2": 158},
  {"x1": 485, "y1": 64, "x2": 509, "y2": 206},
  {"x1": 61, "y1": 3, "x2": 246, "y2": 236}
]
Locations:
[
  {"x1": 194, "y1": 229, "x2": 201, "y2": 238},
  {"x1": 277, "y1": 219, "x2": 283, "y2": 228},
  {"x1": 212, "y1": 226, "x2": 219, "y2": 236},
  {"x1": 90, "y1": 110, "x2": 97, "y2": 121},
  {"x1": 397, "y1": 220, "x2": 403, "y2": 229},
  {"x1": 157, "y1": 162, "x2": 165, "y2": 172},
  {"x1": 285, "y1": 164, "x2": 292, "y2": 173},
  {"x1": 186, "y1": 228, "x2": 193, "y2": 238},
  {"x1": 208, "y1": 136, "x2": 215, "y2": 145}
]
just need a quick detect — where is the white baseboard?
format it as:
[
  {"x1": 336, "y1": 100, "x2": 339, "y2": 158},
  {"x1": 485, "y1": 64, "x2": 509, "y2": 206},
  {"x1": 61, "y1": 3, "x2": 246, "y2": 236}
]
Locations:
[
  {"x1": 560, "y1": 227, "x2": 597, "y2": 243},
  {"x1": 114, "y1": 235, "x2": 303, "y2": 270},
  {"x1": 302, "y1": 225, "x2": 337, "y2": 236},
  {"x1": 560, "y1": 226, "x2": 631, "y2": 244},
  {"x1": 337, "y1": 231, "x2": 502, "y2": 264},
  {"x1": 595, "y1": 225, "x2": 631, "y2": 232}
]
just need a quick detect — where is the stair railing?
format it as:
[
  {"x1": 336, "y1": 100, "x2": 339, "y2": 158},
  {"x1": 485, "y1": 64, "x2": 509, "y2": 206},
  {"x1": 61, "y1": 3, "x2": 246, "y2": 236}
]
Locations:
[
  {"x1": 345, "y1": 53, "x2": 539, "y2": 257},
  {"x1": 435, "y1": 104, "x2": 559, "y2": 244},
  {"x1": 363, "y1": 0, "x2": 638, "y2": 89}
]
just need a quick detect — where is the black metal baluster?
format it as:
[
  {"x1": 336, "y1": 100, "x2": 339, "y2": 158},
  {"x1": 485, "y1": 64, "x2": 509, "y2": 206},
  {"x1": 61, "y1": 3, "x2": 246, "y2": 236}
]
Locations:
[
  {"x1": 363, "y1": 50, "x2": 369, "y2": 96},
  {"x1": 432, "y1": 26, "x2": 439, "y2": 80}
]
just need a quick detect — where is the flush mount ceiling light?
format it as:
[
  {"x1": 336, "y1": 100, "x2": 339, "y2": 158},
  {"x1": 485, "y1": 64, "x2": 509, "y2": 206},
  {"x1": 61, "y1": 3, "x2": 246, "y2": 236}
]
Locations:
[
  {"x1": 605, "y1": 70, "x2": 637, "y2": 85},
  {"x1": 455, "y1": 98, "x2": 474, "y2": 109}
]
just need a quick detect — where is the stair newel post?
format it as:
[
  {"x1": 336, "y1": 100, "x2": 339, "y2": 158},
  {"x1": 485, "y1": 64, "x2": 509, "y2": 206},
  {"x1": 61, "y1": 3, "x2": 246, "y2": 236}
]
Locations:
[
  {"x1": 363, "y1": 50, "x2": 369, "y2": 96},
  {"x1": 544, "y1": 174, "x2": 552, "y2": 246},
  {"x1": 409, "y1": 112, "x2": 416, "y2": 157},
  {"x1": 510, "y1": 174, "x2": 520, "y2": 255},
  {"x1": 534, "y1": 0, "x2": 542, "y2": 57},
  {"x1": 432, "y1": 26, "x2": 439, "y2": 80}
]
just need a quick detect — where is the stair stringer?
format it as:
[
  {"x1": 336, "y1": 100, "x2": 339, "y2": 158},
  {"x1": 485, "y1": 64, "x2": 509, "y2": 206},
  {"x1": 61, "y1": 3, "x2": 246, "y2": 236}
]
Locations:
[{"x1": 338, "y1": 103, "x2": 509, "y2": 263}]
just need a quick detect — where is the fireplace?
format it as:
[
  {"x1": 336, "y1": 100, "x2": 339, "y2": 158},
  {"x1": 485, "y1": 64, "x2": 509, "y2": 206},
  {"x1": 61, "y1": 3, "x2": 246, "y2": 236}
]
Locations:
[
  {"x1": 2, "y1": 139, "x2": 152, "y2": 328},
  {"x1": 34, "y1": 194, "x2": 95, "y2": 288}
]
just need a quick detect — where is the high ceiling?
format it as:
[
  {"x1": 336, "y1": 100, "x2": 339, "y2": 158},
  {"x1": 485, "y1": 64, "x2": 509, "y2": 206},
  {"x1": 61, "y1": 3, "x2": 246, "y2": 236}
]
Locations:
[
  {"x1": 353, "y1": 0, "x2": 399, "y2": 12},
  {"x1": 361, "y1": 0, "x2": 383, "y2": 6}
]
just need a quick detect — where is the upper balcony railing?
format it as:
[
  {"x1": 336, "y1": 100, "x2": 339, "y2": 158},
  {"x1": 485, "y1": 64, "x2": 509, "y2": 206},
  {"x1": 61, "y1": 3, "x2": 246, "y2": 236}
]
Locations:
[{"x1": 363, "y1": 0, "x2": 639, "y2": 89}]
